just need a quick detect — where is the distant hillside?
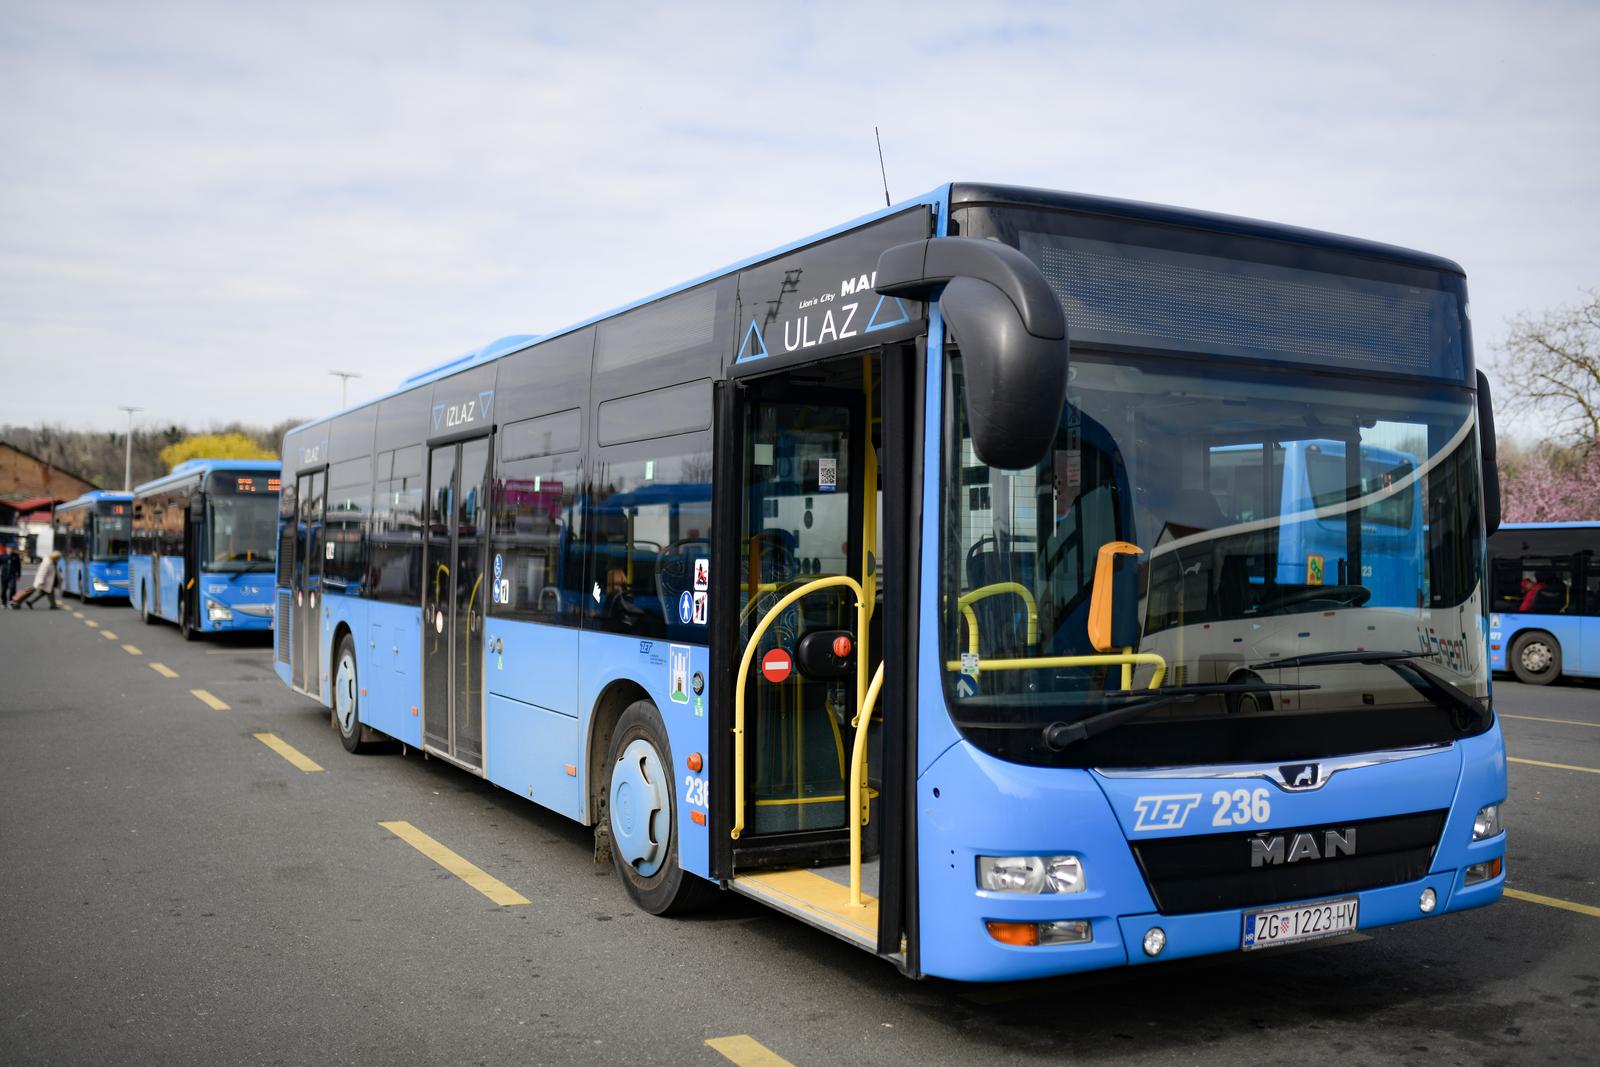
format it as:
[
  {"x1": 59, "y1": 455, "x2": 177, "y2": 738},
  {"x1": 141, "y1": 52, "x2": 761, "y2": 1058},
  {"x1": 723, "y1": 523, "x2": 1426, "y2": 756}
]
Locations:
[{"x1": 0, "y1": 420, "x2": 301, "y2": 491}]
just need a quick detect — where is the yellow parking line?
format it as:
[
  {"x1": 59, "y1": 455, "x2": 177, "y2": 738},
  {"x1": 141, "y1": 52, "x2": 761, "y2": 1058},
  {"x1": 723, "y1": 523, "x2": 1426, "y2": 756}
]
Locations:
[
  {"x1": 1504, "y1": 887, "x2": 1600, "y2": 918},
  {"x1": 191, "y1": 689, "x2": 229, "y2": 711},
  {"x1": 122, "y1": 644, "x2": 141, "y2": 656},
  {"x1": 83, "y1": 619, "x2": 99, "y2": 628},
  {"x1": 1502, "y1": 714, "x2": 1600, "y2": 729},
  {"x1": 149, "y1": 662, "x2": 178, "y2": 678},
  {"x1": 705, "y1": 1036, "x2": 796, "y2": 1067},
  {"x1": 101, "y1": 630, "x2": 117, "y2": 640},
  {"x1": 378, "y1": 821, "x2": 530, "y2": 906},
  {"x1": 253, "y1": 732, "x2": 324, "y2": 773},
  {"x1": 1509, "y1": 756, "x2": 1600, "y2": 776}
]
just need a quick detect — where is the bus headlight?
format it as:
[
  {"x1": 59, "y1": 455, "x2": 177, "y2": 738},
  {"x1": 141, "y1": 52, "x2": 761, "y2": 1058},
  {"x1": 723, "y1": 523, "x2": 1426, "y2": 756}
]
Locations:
[
  {"x1": 976, "y1": 855, "x2": 1085, "y2": 894},
  {"x1": 92, "y1": 580, "x2": 109, "y2": 592},
  {"x1": 1472, "y1": 804, "x2": 1502, "y2": 840},
  {"x1": 206, "y1": 598, "x2": 234, "y2": 622}
]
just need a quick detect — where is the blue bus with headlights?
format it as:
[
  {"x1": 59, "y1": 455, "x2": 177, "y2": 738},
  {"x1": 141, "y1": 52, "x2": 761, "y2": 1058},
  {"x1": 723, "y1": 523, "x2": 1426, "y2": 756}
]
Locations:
[
  {"x1": 130, "y1": 459, "x2": 280, "y2": 639},
  {"x1": 271, "y1": 183, "x2": 1505, "y2": 981},
  {"x1": 53, "y1": 490, "x2": 132, "y2": 600}
]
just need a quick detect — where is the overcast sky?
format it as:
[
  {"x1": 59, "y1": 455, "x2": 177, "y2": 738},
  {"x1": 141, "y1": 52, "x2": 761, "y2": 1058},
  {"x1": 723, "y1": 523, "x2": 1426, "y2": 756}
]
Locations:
[{"x1": 2, "y1": 1, "x2": 1596, "y2": 436}]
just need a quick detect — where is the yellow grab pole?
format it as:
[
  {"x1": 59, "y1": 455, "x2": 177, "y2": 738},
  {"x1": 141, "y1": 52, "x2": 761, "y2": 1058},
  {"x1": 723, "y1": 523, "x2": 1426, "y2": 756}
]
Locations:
[
  {"x1": 849, "y1": 661, "x2": 885, "y2": 908},
  {"x1": 732, "y1": 574, "x2": 864, "y2": 840}
]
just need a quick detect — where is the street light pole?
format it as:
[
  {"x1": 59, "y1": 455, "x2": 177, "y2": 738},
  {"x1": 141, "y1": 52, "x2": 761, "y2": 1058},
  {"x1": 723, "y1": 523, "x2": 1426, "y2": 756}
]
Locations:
[
  {"x1": 117, "y1": 406, "x2": 142, "y2": 491},
  {"x1": 329, "y1": 370, "x2": 361, "y2": 408}
]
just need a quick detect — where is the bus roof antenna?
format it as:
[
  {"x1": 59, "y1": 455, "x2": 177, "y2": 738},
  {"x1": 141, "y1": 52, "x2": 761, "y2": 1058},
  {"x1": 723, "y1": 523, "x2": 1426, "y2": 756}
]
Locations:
[{"x1": 875, "y1": 126, "x2": 891, "y2": 208}]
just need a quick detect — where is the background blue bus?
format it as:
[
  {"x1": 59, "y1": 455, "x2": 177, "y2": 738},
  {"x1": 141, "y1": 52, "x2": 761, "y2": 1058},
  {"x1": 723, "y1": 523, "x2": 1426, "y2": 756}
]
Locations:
[
  {"x1": 1208, "y1": 440, "x2": 1422, "y2": 607},
  {"x1": 130, "y1": 459, "x2": 280, "y2": 639},
  {"x1": 1488, "y1": 521, "x2": 1600, "y2": 684},
  {"x1": 52, "y1": 491, "x2": 132, "y2": 600},
  {"x1": 274, "y1": 183, "x2": 1504, "y2": 982}
]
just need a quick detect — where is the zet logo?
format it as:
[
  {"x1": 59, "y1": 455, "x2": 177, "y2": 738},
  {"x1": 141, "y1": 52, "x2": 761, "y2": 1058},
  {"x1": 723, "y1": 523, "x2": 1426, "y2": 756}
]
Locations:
[{"x1": 1131, "y1": 794, "x2": 1202, "y2": 832}]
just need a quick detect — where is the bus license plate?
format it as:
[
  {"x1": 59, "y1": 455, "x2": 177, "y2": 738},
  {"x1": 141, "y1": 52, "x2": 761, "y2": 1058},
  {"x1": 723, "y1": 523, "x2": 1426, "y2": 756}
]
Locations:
[{"x1": 1241, "y1": 897, "x2": 1358, "y2": 950}]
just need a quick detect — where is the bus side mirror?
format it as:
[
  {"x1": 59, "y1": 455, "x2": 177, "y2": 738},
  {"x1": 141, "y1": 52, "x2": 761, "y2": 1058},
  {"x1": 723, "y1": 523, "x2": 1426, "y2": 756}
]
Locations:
[
  {"x1": 876, "y1": 237, "x2": 1070, "y2": 471},
  {"x1": 1088, "y1": 541, "x2": 1143, "y2": 652},
  {"x1": 1477, "y1": 371, "x2": 1501, "y2": 536}
]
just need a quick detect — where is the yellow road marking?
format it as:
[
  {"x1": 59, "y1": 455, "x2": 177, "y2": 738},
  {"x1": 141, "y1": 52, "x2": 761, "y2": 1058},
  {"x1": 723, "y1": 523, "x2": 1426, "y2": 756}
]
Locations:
[
  {"x1": 1504, "y1": 887, "x2": 1600, "y2": 918},
  {"x1": 191, "y1": 689, "x2": 229, "y2": 711},
  {"x1": 1502, "y1": 713, "x2": 1600, "y2": 729},
  {"x1": 101, "y1": 630, "x2": 117, "y2": 640},
  {"x1": 83, "y1": 619, "x2": 98, "y2": 628},
  {"x1": 705, "y1": 1036, "x2": 796, "y2": 1067},
  {"x1": 122, "y1": 644, "x2": 141, "y2": 656},
  {"x1": 1510, "y1": 756, "x2": 1600, "y2": 776},
  {"x1": 379, "y1": 821, "x2": 530, "y2": 906},
  {"x1": 252, "y1": 732, "x2": 324, "y2": 773},
  {"x1": 149, "y1": 662, "x2": 178, "y2": 678}
]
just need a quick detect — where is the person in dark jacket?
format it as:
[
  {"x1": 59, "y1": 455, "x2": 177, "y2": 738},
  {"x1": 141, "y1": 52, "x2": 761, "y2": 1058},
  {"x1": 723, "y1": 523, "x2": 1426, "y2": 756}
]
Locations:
[{"x1": 0, "y1": 545, "x2": 20, "y2": 605}]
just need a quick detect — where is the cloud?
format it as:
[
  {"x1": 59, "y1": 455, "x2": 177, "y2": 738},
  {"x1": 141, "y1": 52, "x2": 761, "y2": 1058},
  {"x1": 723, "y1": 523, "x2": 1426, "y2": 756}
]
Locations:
[{"x1": 1, "y1": 1, "x2": 1596, "y2": 436}]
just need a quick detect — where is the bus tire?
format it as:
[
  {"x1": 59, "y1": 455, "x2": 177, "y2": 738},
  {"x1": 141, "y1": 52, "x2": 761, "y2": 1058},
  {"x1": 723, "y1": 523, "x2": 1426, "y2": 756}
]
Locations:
[
  {"x1": 179, "y1": 601, "x2": 198, "y2": 641},
  {"x1": 141, "y1": 585, "x2": 157, "y2": 625},
  {"x1": 333, "y1": 634, "x2": 376, "y2": 753},
  {"x1": 604, "y1": 700, "x2": 713, "y2": 916},
  {"x1": 1510, "y1": 631, "x2": 1561, "y2": 685}
]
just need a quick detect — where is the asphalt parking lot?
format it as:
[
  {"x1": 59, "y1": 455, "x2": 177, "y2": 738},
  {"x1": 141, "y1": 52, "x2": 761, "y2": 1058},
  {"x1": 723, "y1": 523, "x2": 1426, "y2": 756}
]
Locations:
[{"x1": 2, "y1": 591, "x2": 1596, "y2": 1066}]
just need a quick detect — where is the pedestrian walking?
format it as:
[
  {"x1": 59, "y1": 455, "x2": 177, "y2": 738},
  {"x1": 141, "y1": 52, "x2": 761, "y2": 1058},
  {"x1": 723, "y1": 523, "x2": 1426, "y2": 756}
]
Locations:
[
  {"x1": 13, "y1": 549, "x2": 63, "y2": 609},
  {"x1": 0, "y1": 545, "x2": 20, "y2": 605}
]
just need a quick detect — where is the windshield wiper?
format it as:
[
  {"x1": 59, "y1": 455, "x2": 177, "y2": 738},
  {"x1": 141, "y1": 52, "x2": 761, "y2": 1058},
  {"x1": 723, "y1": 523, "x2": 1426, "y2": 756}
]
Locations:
[
  {"x1": 1251, "y1": 648, "x2": 1487, "y2": 729},
  {"x1": 1041, "y1": 681, "x2": 1318, "y2": 750},
  {"x1": 1249, "y1": 649, "x2": 1427, "y2": 671}
]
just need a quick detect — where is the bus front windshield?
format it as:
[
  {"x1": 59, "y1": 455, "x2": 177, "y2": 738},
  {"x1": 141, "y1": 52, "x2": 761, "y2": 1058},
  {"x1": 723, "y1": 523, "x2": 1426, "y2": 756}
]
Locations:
[
  {"x1": 206, "y1": 481, "x2": 278, "y2": 572},
  {"x1": 93, "y1": 506, "x2": 130, "y2": 561},
  {"x1": 942, "y1": 354, "x2": 1489, "y2": 769}
]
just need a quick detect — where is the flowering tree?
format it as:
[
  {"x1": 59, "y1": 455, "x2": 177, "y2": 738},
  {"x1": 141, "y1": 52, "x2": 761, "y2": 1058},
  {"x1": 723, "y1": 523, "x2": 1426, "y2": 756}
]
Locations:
[{"x1": 1498, "y1": 438, "x2": 1600, "y2": 522}]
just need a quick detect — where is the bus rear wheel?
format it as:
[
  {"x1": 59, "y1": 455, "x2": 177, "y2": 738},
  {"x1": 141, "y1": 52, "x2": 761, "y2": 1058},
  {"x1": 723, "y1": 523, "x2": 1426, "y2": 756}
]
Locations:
[
  {"x1": 333, "y1": 634, "x2": 376, "y2": 753},
  {"x1": 1510, "y1": 631, "x2": 1561, "y2": 685},
  {"x1": 604, "y1": 701, "x2": 713, "y2": 916}
]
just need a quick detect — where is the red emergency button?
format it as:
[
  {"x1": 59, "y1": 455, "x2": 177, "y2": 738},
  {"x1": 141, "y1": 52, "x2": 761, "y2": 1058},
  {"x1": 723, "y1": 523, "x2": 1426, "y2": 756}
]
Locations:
[
  {"x1": 761, "y1": 648, "x2": 793, "y2": 683},
  {"x1": 833, "y1": 634, "x2": 853, "y2": 658}
]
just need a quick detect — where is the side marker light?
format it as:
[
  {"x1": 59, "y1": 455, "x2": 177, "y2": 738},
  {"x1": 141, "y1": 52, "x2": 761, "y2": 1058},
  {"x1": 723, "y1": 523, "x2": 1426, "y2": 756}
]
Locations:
[{"x1": 1143, "y1": 927, "x2": 1166, "y2": 957}]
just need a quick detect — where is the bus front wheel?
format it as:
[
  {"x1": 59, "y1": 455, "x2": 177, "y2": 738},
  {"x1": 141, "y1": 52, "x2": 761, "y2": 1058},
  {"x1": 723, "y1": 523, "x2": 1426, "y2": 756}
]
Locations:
[
  {"x1": 179, "y1": 602, "x2": 198, "y2": 641},
  {"x1": 140, "y1": 585, "x2": 156, "y2": 625},
  {"x1": 604, "y1": 701, "x2": 713, "y2": 916},
  {"x1": 1510, "y1": 631, "x2": 1561, "y2": 685},
  {"x1": 333, "y1": 634, "x2": 376, "y2": 753}
]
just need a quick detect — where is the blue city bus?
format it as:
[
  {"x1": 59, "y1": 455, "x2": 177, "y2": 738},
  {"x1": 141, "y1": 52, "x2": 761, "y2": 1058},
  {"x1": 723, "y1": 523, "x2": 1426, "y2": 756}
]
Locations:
[
  {"x1": 130, "y1": 459, "x2": 280, "y2": 639},
  {"x1": 1488, "y1": 521, "x2": 1600, "y2": 684},
  {"x1": 53, "y1": 490, "x2": 132, "y2": 600},
  {"x1": 1208, "y1": 440, "x2": 1424, "y2": 609},
  {"x1": 274, "y1": 184, "x2": 1505, "y2": 981}
]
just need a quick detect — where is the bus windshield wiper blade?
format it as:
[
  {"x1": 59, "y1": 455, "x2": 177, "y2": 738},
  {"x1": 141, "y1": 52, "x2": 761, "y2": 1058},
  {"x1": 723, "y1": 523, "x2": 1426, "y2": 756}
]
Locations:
[
  {"x1": 1251, "y1": 649, "x2": 1488, "y2": 728},
  {"x1": 1249, "y1": 649, "x2": 1428, "y2": 671},
  {"x1": 1042, "y1": 681, "x2": 1318, "y2": 750}
]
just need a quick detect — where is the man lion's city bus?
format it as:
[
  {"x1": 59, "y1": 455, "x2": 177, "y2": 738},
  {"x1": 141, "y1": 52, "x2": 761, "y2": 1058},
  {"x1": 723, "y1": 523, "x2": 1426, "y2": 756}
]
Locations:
[
  {"x1": 53, "y1": 490, "x2": 132, "y2": 600},
  {"x1": 130, "y1": 459, "x2": 280, "y2": 639},
  {"x1": 1488, "y1": 521, "x2": 1600, "y2": 684},
  {"x1": 274, "y1": 184, "x2": 1506, "y2": 981}
]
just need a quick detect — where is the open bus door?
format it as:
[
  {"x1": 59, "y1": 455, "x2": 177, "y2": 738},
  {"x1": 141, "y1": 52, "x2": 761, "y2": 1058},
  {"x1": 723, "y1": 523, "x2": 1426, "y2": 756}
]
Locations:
[{"x1": 710, "y1": 345, "x2": 920, "y2": 966}]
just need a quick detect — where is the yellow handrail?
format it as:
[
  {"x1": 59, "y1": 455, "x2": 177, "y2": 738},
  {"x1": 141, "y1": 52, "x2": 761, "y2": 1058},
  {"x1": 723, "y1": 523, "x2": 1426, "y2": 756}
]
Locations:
[
  {"x1": 956, "y1": 582, "x2": 1039, "y2": 656},
  {"x1": 946, "y1": 651, "x2": 1168, "y2": 691},
  {"x1": 848, "y1": 661, "x2": 885, "y2": 907},
  {"x1": 732, "y1": 574, "x2": 867, "y2": 840}
]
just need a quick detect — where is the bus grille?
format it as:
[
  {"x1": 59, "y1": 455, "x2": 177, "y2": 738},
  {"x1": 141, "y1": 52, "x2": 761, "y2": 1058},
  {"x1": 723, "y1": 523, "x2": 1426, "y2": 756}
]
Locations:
[
  {"x1": 1129, "y1": 810, "x2": 1446, "y2": 915},
  {"x1": 276, "y1": 591, "x2": 292, "y2": 663}
]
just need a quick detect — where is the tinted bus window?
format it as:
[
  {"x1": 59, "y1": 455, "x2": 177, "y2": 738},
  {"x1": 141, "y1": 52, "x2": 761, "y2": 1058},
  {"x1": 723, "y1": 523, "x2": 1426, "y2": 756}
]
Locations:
[
  {"x1": 492, "y1": 411, "x2": 583, "y2": 625},
  {"x1": 370, "y1": 446, "x2": 425, "y2": 603}
]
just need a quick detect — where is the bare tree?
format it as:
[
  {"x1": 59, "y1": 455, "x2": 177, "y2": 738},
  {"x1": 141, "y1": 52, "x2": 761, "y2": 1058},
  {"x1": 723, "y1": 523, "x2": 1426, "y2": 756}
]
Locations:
[{"x1": 1496, "y1": 290, "x2": 1600, "y2": 441}]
